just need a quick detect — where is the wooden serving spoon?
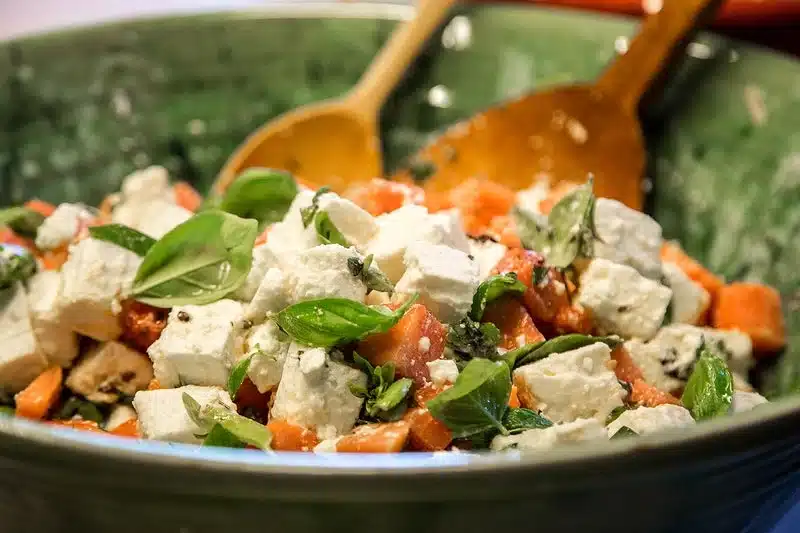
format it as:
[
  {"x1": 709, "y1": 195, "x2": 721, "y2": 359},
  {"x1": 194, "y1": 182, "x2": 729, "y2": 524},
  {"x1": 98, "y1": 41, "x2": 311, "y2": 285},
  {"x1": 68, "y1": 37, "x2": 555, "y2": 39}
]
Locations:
[
  {"x1": 214, "y1": 0, "x2": 457, "y2": 196},
  {"x1": 392, "y1": 0, "x2": 726, "y2": 210}
]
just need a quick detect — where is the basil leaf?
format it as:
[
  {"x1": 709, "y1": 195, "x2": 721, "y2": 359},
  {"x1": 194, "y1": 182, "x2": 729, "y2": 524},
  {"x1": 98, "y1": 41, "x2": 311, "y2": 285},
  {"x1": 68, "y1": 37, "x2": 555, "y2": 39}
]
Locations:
[
  {"x1": 426, "y1": 358, "x2": 511, "y2": 438},
  {"x1": 181, "y1": 392, "x2": 208, "y2": 432},
  {"x1": 504, "y1": 334, "x2": 621, "y2": 369},
  {"x1": 277, "y1": 294, "x2": 418, "y2": 348},
  {"x1": 54, "y1": 396, "x2": 105, "y2": 424},
  {"x1": 681, "y1": 342, "x2": 734, "y2": 420},
  {"x1": 0, "y1": 244, "x2": 37, "y2": 290},
  {"x1": 611, "y1": 426, "x2": 638, "y2": 439},
  {"x1": 300, "y1": 186, "x2": 331, "y2": 228},
  {"x1": 314, "y1": 211, "x2": 350, "y2": 247},
  {"x1": 89, "y1": 224, "x2": 155, "y2": 257},
  {"x1": 448, "y1": 318, "x2": 501, "y2": 361},
  {"x1": 372, "y1": 378, "x2": 412, "y2": 413},
  {"x1": 228, "y1": 355, "x2": 253, "y2": 398},
  {"x1": 182, "y1": 392, "x2": 272, "y2": 450},
  {"x1": 130, "y1": 210, "x2": 258, "y2": 308},
  {"x1": 203, "y1": 424, "x2": 248, "y2": 448},
  {"x1": 469, "y1": 273, "x2": 527, "y2": 321},
  {"x1": 348, "y1": 255, "x2": 394, "y2": 295},
  {"x1": 502, "y1": 407, "x2": 553, "y2": 434},
  {"x1": 217, "y1": 168, "x2": 298, "y2": 230},
  {"x1": 349, "y1": 354, "x2": 410, "y2": 421},
  {"x1": 605, "y1": 405, "x2": 629, "y2": 426},
  {"x1": 0, "y1": 206, "x2": 45, "y2": 239}
]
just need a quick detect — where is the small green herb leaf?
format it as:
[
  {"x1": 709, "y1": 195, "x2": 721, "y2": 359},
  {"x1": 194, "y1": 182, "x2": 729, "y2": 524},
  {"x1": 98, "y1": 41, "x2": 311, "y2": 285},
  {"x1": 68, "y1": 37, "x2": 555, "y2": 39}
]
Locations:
[
  {"x1": 89, "y1": 224, "x2": 155, "y2": 256},
  {"x1": 203, "y1": 424, "x2": 248, "y2": 448},
  {"x1": 447, "y1": 318, "x2": 501, "y2": 361},
  {"x1": 605, "y1": 405, "x2": 629, "y2": 426},
  {"x1": 502, "y1": 407, "x2": 553, "y2": 434},
  {"x1": 347, "y1": 255, "x2": 394, "y2": 295},
  {"x1": 54, "y1": 396, "x2": 105, "y2": 424},
  {"x1": 681, "y1": 342, "x2": 734, "y2": 420},
  {"x1": 426, "y1": 358, "x2": 511, "y2": 438},
  {"x1": 277, "y1": 294, "x2": 418, "y2": 348},
  {"x1": 300, "y1": 186, "x2": 331, "y2": 228},
  {"x1": 0, "y1": 206, "x2": 45, "y2": 239},
  {"x1": 349, "y1": 353, "x2": 411, "y2": 421},
  {"x1": 611, "y1": 426, "x2": 638, "y2": 439},
  {"x1": 372, "y1": 378, "x2": 413, "y2": 413},
  {"x1": 0, "y1": 244, "x2": 37, "y2": 290},
  {"x1": 504, "y1": 334, "x2": 621, "y2": 369},
  {"x1": 469, "y1": 273, "x2": 527, "y2": 321},
  {"x1": 182, "y1": 392, "x2": 272, "y2": 450},
  {"x1": 217, "y1": 168, "x2": 298, "y2": 230},
  {"x1": 130, "y1": 210, "x2": 258, "y2": 308},
  {"x1": 314, "y1": 211, "x2": 350, "y2": 247},
  {"x1": 228, "y1": 355, "x2": 253, "y2": 398}
]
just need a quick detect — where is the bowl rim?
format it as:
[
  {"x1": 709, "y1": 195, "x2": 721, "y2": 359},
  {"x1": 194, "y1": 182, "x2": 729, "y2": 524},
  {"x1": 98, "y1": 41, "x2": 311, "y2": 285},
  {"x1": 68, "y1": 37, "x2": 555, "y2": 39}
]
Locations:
[{"x1": 1, "y1": 1, "x2": 799, "y2": 483}]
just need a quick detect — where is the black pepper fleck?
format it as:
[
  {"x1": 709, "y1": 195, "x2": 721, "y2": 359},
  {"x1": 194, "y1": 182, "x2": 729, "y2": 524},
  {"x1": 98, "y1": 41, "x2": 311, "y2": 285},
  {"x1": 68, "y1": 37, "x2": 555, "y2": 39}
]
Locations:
[
  {"x1": 617, "y1": 305, "x2": 631, "y2": 313},
  {"x1": 177, "y1": 311, "x2": 191, "y2": 322},
  {"x1": 241, "y1": 319, "x2": 253, "y2": 330}
]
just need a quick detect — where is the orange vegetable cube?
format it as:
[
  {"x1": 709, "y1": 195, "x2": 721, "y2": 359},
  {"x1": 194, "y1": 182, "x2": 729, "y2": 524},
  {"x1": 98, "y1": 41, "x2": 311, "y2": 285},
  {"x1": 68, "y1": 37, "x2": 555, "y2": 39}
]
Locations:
[
  {"x1": 713, "y1": 282, "x2": 786, "y2": 354},
  {"x1": 336, "y1": 421, "x2": 411, "y2": 453},
  {"x1": 661, "y1": 242, "x2": 724, "y2": 299},
  {"x1": 15, "y1": 367, "x2": 63, "y2": 420},
  {"x1": 630, "y1": 379, "x2": 682, "y2": 408},
  {"x1": 267, "y1": 420, "x2": 320, "y2": 451},
  {"x1": 173, "y1": 181, "x2": 203, "y2": 212},
  {"x1": 482, "y1": 297, "x2": 544, "y2": 350},
  {"x1": 404, "y1": 408, "x2": 452, "y2": 451}
]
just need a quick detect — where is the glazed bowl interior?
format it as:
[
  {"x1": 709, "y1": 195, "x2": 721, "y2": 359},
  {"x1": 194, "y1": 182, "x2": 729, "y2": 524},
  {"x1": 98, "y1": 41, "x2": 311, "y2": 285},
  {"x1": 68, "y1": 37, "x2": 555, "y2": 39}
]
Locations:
[{"x1": 1, "y1": 0, "x2": 800, "y2": 487}]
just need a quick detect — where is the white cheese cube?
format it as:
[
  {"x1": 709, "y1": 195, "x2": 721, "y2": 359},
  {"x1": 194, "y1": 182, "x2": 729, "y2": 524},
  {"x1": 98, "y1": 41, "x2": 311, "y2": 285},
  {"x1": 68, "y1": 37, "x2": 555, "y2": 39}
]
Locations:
[
  {"x1": 491, "y1": 418, "x2": 606, "y2": 451},
  {"x1": 147, "y1": 299, "x2": 243, "y2": 388},
  {"x1": 286, "y1": 244, "x2": 367, "y2": 303},
  {"x1": 105, "y1": 404, "x2": 137, "y2": 431},
  {"x1": 265, "y1": 190, "x2": 322, "y2": 256},
  {"x1": 34, "y1": 203, "x2": 95, "y2": 251},
  {"x1": 133, "y1": 199, "x2": 193, "y2": 239},
  {"x1": 0, "y1": 284, "x2": 48, "y2": 393},
  {"x1": 577, "y1": 258, "x2": 672, "y2": 340},
  {"x1": 731, "y1": 391, "x2": 768, "y2": 413},
  {"x1": 593, "y1": 199, "x2": 663, "y2": 280},
  {"x1": 606, "y1": 404, "x2": 695, "y2": 437},
  {"x1": 662, "y1": 262, "x2": 710, "y2": 325},
  {"x1": 623, "y1": 339, "x2": 683, "y2": 394},
  {"x1": 244, "y1": 321, "x2": 290, "y2": 393},
  {"x1": 244, "y1": 268, "x2": 290, "y2": 323},
  {"x1": 235, "y1": 244, "x2": 283, "y2": 302},
  {"x1": 133, "y1": 385, "x2": 235, "y2": 444},
  {"x1": 58, "y1": 238, "x2": 142, "y2": 341},
  {"x1": 395, "y1": 242, "x2": 479, "y2": 324},
  {"x1": 468, "y1": 238, "x2": 508, "y2": 281},
  {"x1": 513, "y1": 342, "x2": 625, "y2": 424},
  {"x1": 426, "y1": 359, "x2": 459, "y2": 387},
  {"x1": 316, "y1": 193, "x2": 379, "y2": 249},
  {"x1": 365, "y1": 205, "x2": 470, "y2": 283},
  {"x1": 515, "y1": 179, "x2": 551, "y2": 223},
  {"x1": 270, "y1": 344, "x2": 366, "y2": 440},
  {"x1": 27, "y1": 270, "x2": 79, "y2": 367},
  {"x1": 120, "y1": 165, "x2": 172, "y2": 201}
]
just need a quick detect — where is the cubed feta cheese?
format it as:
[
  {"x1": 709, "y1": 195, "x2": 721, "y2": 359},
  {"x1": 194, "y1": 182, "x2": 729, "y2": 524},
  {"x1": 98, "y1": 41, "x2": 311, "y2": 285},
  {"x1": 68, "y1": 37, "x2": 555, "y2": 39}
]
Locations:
[
  {"x1": 105, "y1": 404, "x2": 137, "y2": 431},
  {"x1": 270, "y1": 344, "x2": 366, "y2": 440},
  {"x1": 426, "y1": 359, "x2": 459, "y2": 387},
  {"x1": 731, "y1": 391, "x2": 768, "y2": 413},
  {"x1": 65, "y1": 341, "x2": 154, "y2": 403},
  {"x1": 120, "y1": 165, "x2": 172, "y2": 201},
  {"x1": 513, "y1": 342, "x2": 626, "y2": 424},
  {"x1": 286, "y1": 244, "x2": 367, "y2": 303},
  {"x1": 147, "y1": 299, "x2": 243, "y2": 388},
  {"x1": 235, "y1": 244, "x2": 283, "y2": 302},
  {"x1": 623, "y1": 339, "x2": 683, "y2": 393},
  {"x1": 606, "y1": 404, "x2": 694, "y2": 437},
  {"x1": 58, "y1": 238, "x2": 142, "y2": 341},
  {"x1": 26, "y1": 270, "x2": 79, "y2": 367},
  {"x1": 314, "y1": 437, "x2": 342, "y2": 453},
  {"x1": 0, "y1": 284, "x2": 48, "y2": 393},
  {"x1": 244, "y1": 321, "x2": 290, "y2": 393},
  {"x1": 132, "y1": 199, "x2": 193, "y2": 239},
  {"x1": 491, "y1": 417, "x2": 606, "y2": 451},
  {"x1": 35, "y1": 203, "x2": 95, "y2": 251},
  {"x1": 316, "y1": 193, "x2": 379, "y2": 249},
  {"x1": 265, "y1": 190, "x2": 322, "y2": 256},
  {"x1": 577, "y1": 258, "x2": 672, "y2": 340},
  {"x1": 395, "y1": 242, "x2": 479, "y2": 324},
  {"x1": 468, "y1": 238, "x2": 508, "y2": 281},
  {"x1": 593, "y1": 199, "x2": 663, "y2": 280},
  {"x1": 662, "y1": 262, "x2": 710, "y2": 325},
  {"x1": 133, "y1": 385, "x2": 235, "y2": 444},
  {"x1": 244, "y1": 268, "x2": 290, "y2": 323},
  {"x1": 365, "y1": 205, "x2": 470, "y2": 283}
]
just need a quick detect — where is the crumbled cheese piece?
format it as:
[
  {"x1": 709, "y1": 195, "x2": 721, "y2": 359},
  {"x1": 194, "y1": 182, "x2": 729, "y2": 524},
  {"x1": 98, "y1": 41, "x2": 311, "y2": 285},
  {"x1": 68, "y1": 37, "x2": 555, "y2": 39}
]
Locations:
[
  {"x1": 624, "y1": 339, "x2": 683, "y2": 393},
  {"x1": 35, "y1": 203, "x2": 95, "y2": 251},
  {"x1": 314, "y1": 437, "x2": 342, "y2": 453},
  {"x1": 120, "y1": 165, "x2": 171, "y2": 201},
  {"x1": 513, "y1": 342, "x2": 626, "y2": 424},
  {"x1": 418, "y1": 336, "x2": 432, "y2": 354},
  {"x1": 26, "y1": 270, "x2": 79, "y2": 367},
  {"x1": 514, "y1": 179, "x2": 550, "y2": 225},
  {"x1": 662, "y1": 262, "x2": 710, "y2": 325},
  {"x1": 396, "y1": 242, "x2": 480, "y2": 324},
  {"x1": 244, "y1": 268, "x2": 290, "y2": 323},
  {"x1": 593, "y1": 199, "x2": 663, "y2": 280},
  {"x1": 244, "y1": 321, "x2": 290, "y2": 393},
  {"x1": 468, "y1": 238, "x2": 508, "y2": 281},
  {"x1": 731, "y1": 391, "x2": 768, "y2": 413},
  {"x1": 265, "y1": 190, "x2": 322, "y2": 256},
  {"x1": 577, "y1": 258, "x2": 672, "y2": 340},
  {"x1": 286, "y1": 244, "x2": 367, "y2": 303},
  {"x1": 491, "y1": 418, "x2": 606, "y2": 451},
  {"x1": 148, "y1": 299, "x2": 243, "y2": 388},
  {"x1": 426, "y1": 359, "x2": 459, "y2": 387},
  {"x1": 0, "y1": 284, "x2": 48, "y2": 393},
  {"x1": 112, "y1": 166, "x2": 183, "y2": 234},
  {"x1": 606, "y1": 404, "x2": 695, "y2": 437},
  {"x1": 235, "y1": 244, "x2": 284, "y2": 302},
  {"x1": 654, "y1": 324, "x2": 752, "y2": 381},
  {"x1": 132, "y1": 199, "x2": 193, "y2": 239},
  {"x1": 57, "y1": 238, "x2": 142, "y2": 341},
  {"x1": 316, "y1": 193, "x2": 379, "y2": 249},
  {"x1": 133, "y1": 385, "x2": 235, "y2": 444}
]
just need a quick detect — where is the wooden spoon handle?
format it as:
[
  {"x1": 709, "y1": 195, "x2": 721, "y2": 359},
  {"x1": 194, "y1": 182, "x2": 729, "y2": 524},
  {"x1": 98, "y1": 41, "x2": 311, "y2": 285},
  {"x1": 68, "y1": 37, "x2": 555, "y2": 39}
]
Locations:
[
  {"x1": 345, "y1": 0, "x2": 458, "y2": 118},
  {"x1": 596, "y1": 0, "x2": 726, "y2": 114}
]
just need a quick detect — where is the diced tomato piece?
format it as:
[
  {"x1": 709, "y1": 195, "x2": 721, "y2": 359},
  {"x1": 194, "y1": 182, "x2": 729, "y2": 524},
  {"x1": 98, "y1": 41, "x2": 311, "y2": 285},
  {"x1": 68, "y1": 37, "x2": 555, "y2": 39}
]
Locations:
[
  {"x1": 611, "y1": 345, "x2": 644, "y2": 384},
  {"x1": 404, "y1": 408, "x2": 452, "y2": 451},
  {"x1": 267, "y1": 420, "x2": 319, "y2": 451},
  {"x1": 482, "y1": 297, "x2": 544, "y2": 350},
  {"x1": 491, "y1": 248, "x2": 545, "y2": 287},
  {"x1": 120, "y1": 300, "x2": 168, "y2": 352},
  {"x1": 713, "y1": 282, "x2": 786, "y2": 354},
  {"x1": 173, "y1": 181, "x2": 203, "y2": 212},
  {"x1": 24, "y1": 199, "x2": 56, "y2": 217},
  {"x1": 345, "y1": 178, "x2": 425, "y2": 216},
  {"x1": 336, "y1": 421, "x2": 411, "y2": 453},
  {"x1": 358, "y1": 304, "x2": 446, "y2": 389},
  {"x1": 15, "y1": 367, "x2": 63, "y2": 420},
  {"x1": 109, "y1": 419, "x2": 140, "y2": 438},
  {"x1": 630, "y1": 379, "x2": 681, "y2": 407}
]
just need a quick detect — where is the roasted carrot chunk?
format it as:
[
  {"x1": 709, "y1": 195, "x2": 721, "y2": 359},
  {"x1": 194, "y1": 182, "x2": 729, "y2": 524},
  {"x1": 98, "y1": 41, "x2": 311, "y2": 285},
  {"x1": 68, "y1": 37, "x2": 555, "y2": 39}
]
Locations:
[
  {"x1": 448, "y1": 178, "x2": 515, "y2": 236},
  {"x1": 482, "y1": 297, "x2": 544, "y2": 350},
  {"x1": 403, "y1": 408, "x2": 452, "y2": 451},
  {"x1": 611, "y1": 345, "x2": 644, "y2": 384},
  {"x1": 336, "y1": 421, "x2": 411, "y2": 453},
  {"x1": 24, "y1": 199, "x2": 56, "y2": 217},
  {"x1": 661, "y1": 242, "x2": 724, "y2": 299},
  {"x1": 345, "y1": 178, "x2": 425, "y2": 216},
  {"x1": 120, "y1": 300, "x2": 168, "y2": 352},
  {"x1": 508, "y1": 385, "x2": 521, "y2": 408},
  {"x1": 713, "y1": 282, "x2": 786, "y2": 354},
  {"x1": 630, "y1": 379, "x2": 682, "y2": 408},
  {"x1": 358, "y1": 304, "x2": 447, "y2": 389},
  {"x1": 173, "y1": 181, "x2": 203, "y2": 212},
  {"x1": 491, "y1": 248, "x2": 544, "y2": 287},
  {"x1": 48, "y1": 419, "x2": 105, "y2": 433},
  {"x1": 414, "y1": 383, "x2": 449, "y2": 406},
  {"x1": 267, "y1": 420, "x2": 320, "y2": 451},
  {"x1": 512, "y1": 374, "x2": 538, "y2": 410},
  {"x1": 15, "y1": 367, "x2": 63, "y2": 420},
  {"x1": 109, "y1": 418, "x2": 140, "y2": 438},
  {"x1": 486, "y1": 215, "x2": 522, "y2": 249}
]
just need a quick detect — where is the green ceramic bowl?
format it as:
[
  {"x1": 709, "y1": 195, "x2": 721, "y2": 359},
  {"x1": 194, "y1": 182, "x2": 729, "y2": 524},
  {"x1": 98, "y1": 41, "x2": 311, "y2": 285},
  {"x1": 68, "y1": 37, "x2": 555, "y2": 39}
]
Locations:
[{"x1": 1, "y1": 3, "x2": 799, "y2": 533}]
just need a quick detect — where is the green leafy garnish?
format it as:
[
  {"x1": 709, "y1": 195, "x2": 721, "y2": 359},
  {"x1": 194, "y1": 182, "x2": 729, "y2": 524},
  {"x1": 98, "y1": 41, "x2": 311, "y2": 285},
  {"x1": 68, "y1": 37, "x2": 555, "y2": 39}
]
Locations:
[
  {"x1": 227, "y1": 355, "x2": 253, "y2": 398},
  {"x1": 216, "y1": 168, "x2": 298, "y2": 230},
  {"x1": 0, "y1": 206, "x2": 45, "y2": 239},
  {"x1": 0, "y1": 244, "x2": 37, "y2": 290},
  {"x1": 611, "y1": 426, "x2": 638, "y2": 439},
  {"x1": 203, "y1": 424, "x2": 248, "y2": 448},
  {"x1": 502, "y1": 407, "x2": 553, "y2": 434},
  {"x1": 447, "y1": 318, "x2": 501, "y2": 361},
  {"x1": 426, "y1": 358, "x2": 512, "y2": 438},
  {"x1": 89, "y1": 224, "x2": 156, "y2": 256},
  {"x1": 347, "y1": 255, "x2": 394, "y2": 295},
  {"x1": 503, "y1": 334, "x2": 621, "y2": 369},
  {"x1": 349, "y1": 354, "x2": 412, "y2": 421},
  {"x1": 469, "y1": 273, "x2": 527, "y2": 321},
  {"x1": 513, "y1": 177, "x2": 598, "y2": 269},
  {"x1": 54, "y1": 396, "x2": 105, "y2": 424},
  {"x1": 300, "y1": 186, "x2": 331, "y2": 228},
  {"x1": 681, "y1": 342, "x2": 734, "y2": 420},
  {"x1": 605, "y1": 405, "x2": 629, "y2": 426},
  {"x1": 182, "y1": 392, "x2": 272, "y2": 450},
  {"x1": 129, "y1": 210, "x2": 258, "y2": 308},
  {"x1": 314, "y1": 211, "x2": 350, "y2": 247},
  {"x1": 276, "y1": 294, "x2": 418, "y2": 348}
]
